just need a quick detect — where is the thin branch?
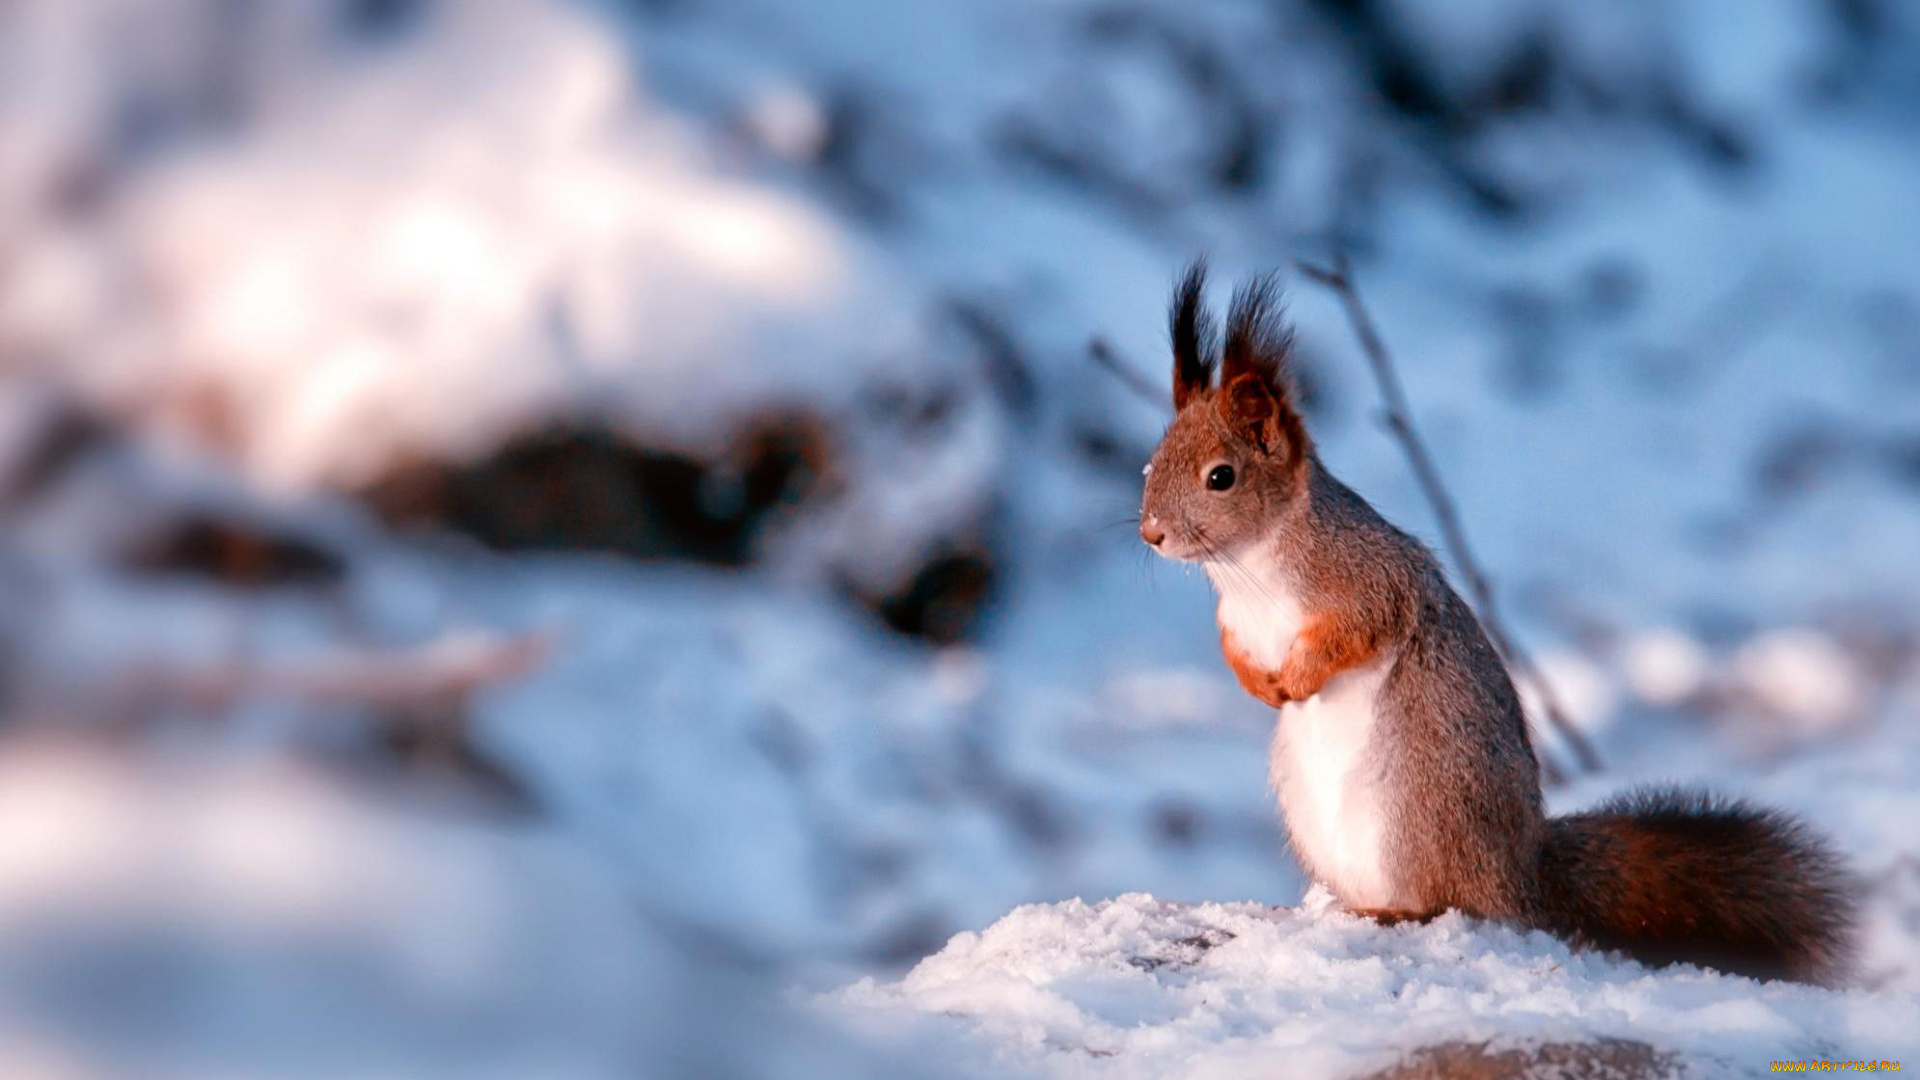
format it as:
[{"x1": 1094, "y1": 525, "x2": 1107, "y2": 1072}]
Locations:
[
  {"x1": 100, "y1": 631, "x2": 556, "y2": 719},
  {"x1": 1088, "y1": 337, "x2": 1165, "y2": 408},
  {"x1": 1298, "y1": 253, "x2": 1600, "y2": 778}
]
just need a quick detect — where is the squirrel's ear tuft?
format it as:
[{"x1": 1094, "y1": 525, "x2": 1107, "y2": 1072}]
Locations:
[
  {"x1": 1170, "y1": 259, "x2": 1216, "y2": 412},
  {"x1": 1221, "y1": 273, "x2": 1294, "y2": 390}
]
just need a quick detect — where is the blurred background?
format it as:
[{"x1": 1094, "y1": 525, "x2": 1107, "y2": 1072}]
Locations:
[{"x1": 1, "y1": 0, "x2": 1919, "y2": 1076}]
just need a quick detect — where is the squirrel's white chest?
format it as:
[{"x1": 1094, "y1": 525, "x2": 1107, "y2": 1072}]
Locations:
[
  {"x1": 1268, "y1": 653, "x2": 1405, "y2": 911},
  {"x1": 1206, "y1": 563, "x2": 1404, "y2": 910},
  {"x1": 1208, "y1": 565, "x2": 1306, "y2": 667}
]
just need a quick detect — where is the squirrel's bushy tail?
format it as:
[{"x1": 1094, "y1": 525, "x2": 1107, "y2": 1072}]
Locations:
[{"x1": 1534, "y1": 787, "x2": 1856, "y2": 986}]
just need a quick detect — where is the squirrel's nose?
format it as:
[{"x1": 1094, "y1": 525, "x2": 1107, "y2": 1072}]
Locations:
[{"x1": 1140, "y1": 518, "x2": 1166, "y2": 547}]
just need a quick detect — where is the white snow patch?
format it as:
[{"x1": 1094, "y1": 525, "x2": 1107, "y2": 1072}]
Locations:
[
  {"x1": 1621, "y1": 628, "x2": 1712, "y2": 708},
  {"x1": 1, "y1": 0, "x2": 916, "y2": 492},
  {"x1": 1732, "y1": 628, "x2": 1867, "y2": 734},
  {"x1": 1522, "y1": 649, "x2": 1620, "y2": 738},
  {"x1": 825, "y1": 893, "x2": 1920, "y2": 1079}
]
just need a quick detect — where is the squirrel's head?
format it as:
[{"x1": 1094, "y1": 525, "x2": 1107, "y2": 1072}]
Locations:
[{"x1": 1140, "y1": 261, "x2": 1311, "y2": 562}]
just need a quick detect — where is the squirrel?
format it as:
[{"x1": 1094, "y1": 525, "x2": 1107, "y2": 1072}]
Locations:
[{"x1": 1138, "y1": 261, "x2": 1857, "y2": 986}]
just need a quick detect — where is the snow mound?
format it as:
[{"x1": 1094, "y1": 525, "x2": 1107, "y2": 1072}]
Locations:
[
  {"x1": 1, "y1": 0, "x2": 918, "y2": 491},
  {"x1": 827, "y1": 890, "x2": 1920, "y2": 1080}
]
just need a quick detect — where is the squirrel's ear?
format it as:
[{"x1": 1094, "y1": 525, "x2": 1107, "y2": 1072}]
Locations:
[
  {"x1": 1220, "y1": 371, "x2": 1307, "y2": 461},
  {"x1": 1170, "y1": 260, "x2": 1216, "y2": 412}
]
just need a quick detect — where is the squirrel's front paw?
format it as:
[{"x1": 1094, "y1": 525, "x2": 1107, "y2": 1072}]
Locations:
[
  {"x1": 1277, "y1": 650, "x2": 1332, "y2": 701},
  {"x1": 1235, "y1": 667, "x2": 1294, "y2": 709},
  {"x1": 1277, "y1": 615, "x2": 1379, "y2": 700}
]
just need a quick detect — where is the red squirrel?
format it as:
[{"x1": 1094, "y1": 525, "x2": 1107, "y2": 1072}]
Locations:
[{"x1": 1139, "y1": 262, "x2": 1856, "y2": 985}]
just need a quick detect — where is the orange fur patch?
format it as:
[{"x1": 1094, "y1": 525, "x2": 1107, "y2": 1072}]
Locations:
[
  {"x1": 1219, "y1": 615, "x2": 1381, "y2": 707},
  {"x1": 1276, "y1": 615, "x2": 1380, "y2": 700},
  {"x1": 1220, "y1": 625, "x2": 1292, "y2": 707}
]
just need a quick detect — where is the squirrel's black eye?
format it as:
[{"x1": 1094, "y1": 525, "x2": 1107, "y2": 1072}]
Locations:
[{"x1": 1206, "y1": 464, "x2": 1236, "y2": 491}]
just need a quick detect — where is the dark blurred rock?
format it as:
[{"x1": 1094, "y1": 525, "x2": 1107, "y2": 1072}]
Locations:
[
  {"x1": 121, "y1": 514, "x2": 346, "y2": 588},
  {"x1": 1358, "y1": 1038, "x2": 1679, "y2": 1080},
  {"x1": 362, "y1": 418, "x2": 830, "y2": 567},
  {"x1": 861, "y1": 548, "x2": 997, "y2": 646},
  {"x1": 363, "y1": 417, "x2": 1005, "y2": 644}
]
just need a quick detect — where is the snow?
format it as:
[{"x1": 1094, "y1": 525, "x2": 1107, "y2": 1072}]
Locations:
[
  {"x1": 1620, "y1": 628, "x2": 1712, "y2": 708},
  {"x1": 0, "y1": 739, "x2": 844, "y2": 1080},
  {"x1": 1732, "y1": 628, "x2": 1868, "y2": 733},
  {"x1": 828, "y1": 890, "x2": 1920, "y2": 1079},
  {"x1": 1, "y1": 0, "x2": 1918, "y2": 1076},
  {"x1": 8, "y1": 0, "x2": 903, "y2": 490}
]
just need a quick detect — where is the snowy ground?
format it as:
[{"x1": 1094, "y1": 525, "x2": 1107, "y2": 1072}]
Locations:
[
  {"x1": 830, "y1": 890, "x2": 1920, "y2": 1079},
  {"x1": 1, "y1": 0, "x2": 1918, "y2": 1077}
]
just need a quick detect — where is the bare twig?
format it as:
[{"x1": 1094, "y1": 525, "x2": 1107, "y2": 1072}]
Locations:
[
  {"x1": 1298, "y1": 253, "x2": 1600, "y2": 779},
  {"x1": 102, "y1": 631, "x2": 556, "y2": 719},
  {"x1": 1088, "y1": 337, "x2": 1165, "y2": 408}
]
